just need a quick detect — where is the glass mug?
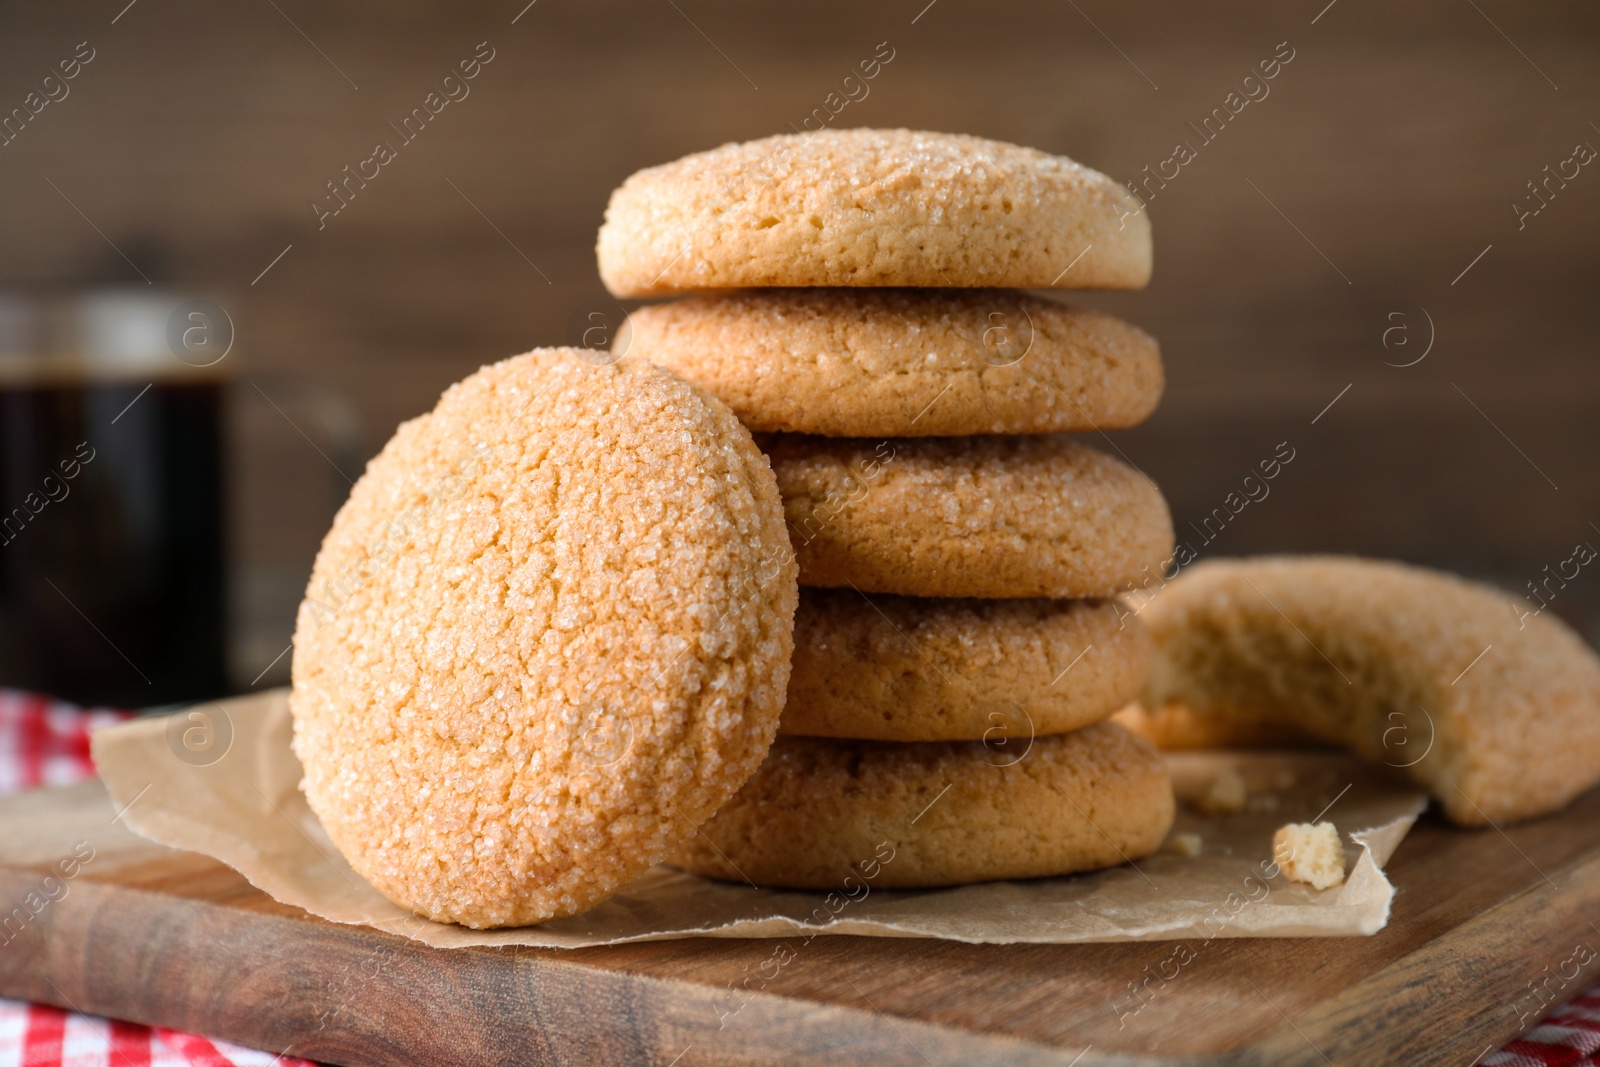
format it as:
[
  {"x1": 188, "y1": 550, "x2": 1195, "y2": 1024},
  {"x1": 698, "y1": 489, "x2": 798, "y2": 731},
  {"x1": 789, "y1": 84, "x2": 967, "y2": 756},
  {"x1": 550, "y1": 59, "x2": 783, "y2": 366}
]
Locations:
[{"x1": 0, "y1": 290, "x2": 229, "y2": 707}]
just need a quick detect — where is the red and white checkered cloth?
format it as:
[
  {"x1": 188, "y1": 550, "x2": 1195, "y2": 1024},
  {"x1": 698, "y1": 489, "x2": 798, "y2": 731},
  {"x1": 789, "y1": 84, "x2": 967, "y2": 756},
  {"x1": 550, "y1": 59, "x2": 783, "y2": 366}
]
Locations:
[
  {"x1": 1489, "y1": 990, "x2": 1600, "y2": 1067},
  {"x1": 0, "y1": 693, "x2": 130, "y2": 795},
  {"x1": 0, "y1": 687, "x2": 1596, "y2": 1066},
  {"x1": 0, "y1": 690, "x2": 318, "y2": 1067},
  {"x1": 0, "y1": 1002, "x2": 307, "y2": 1067}
]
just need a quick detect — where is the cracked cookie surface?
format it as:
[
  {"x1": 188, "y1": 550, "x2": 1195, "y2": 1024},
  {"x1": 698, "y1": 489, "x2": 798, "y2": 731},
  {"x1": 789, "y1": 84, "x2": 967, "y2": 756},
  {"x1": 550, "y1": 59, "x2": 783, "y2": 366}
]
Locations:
[
  {"x1": 767, "y1": 432, "x2": 1174, "y2": 599},
  {"x1": 598, "y1": 129, "x2": 1151, "y2": 296},
  {"x1": 290, "y1": 349, "x2": 797, "y2": 927},
  {"x1": 668, "y1": 722, "x2": 1174, "y2": 888},
  {"x1": 619, "y1": 288, "x2": 1163, "y2": 437},
  {"x1": 781, "y1": 589, "x2": 1150, "y2": 741}
]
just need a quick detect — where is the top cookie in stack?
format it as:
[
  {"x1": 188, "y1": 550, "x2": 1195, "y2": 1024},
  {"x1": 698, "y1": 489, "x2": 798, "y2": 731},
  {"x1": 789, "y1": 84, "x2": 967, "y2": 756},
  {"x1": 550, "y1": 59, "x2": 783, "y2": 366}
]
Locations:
[
  {"x1": 598, "y1": 130, "x2": 1176, "y2": 889},
  {"x1": 599, "y1": 128, "x2": 1150, "y2": 296}
]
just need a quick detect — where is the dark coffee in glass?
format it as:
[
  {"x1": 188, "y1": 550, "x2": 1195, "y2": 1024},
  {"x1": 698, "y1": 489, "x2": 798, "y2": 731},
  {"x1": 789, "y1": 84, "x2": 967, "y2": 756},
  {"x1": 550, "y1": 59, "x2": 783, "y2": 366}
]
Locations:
[{"x1": 0, "y1": 292, "x2": 228, "y2": 707}]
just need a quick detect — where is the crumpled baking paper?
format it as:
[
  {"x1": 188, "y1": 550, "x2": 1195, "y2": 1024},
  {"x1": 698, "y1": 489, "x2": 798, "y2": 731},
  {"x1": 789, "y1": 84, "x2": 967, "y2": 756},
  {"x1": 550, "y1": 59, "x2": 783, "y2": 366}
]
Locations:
[{"x1": 89, "y1": 689, "x2": 1426, "y2": 947}]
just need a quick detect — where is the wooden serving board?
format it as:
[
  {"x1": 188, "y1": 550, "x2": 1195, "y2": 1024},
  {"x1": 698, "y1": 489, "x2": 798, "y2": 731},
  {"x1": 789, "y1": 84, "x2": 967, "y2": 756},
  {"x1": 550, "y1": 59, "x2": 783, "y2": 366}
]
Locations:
[{"x1": 4, "y1": 781, "x2": 1600, "y2": 1066}]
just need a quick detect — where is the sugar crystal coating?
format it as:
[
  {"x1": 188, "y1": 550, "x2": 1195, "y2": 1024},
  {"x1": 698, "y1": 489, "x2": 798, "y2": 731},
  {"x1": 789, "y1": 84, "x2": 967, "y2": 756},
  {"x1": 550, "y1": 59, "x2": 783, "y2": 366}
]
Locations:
[
  {"x1": 767, "y1": 433, "x2": 1174, "y2": 599},
  {"x1": 290, "y1": 350, "x2": 797, "y2": 927},
  {"x1": 669, "y1": 722, "x2": 1174, "y2": 888},
  {"x1": 598, "y1": 129, "x2": 1151, "y2": 296},
  {"x1": 781, "y1": 589, "x2": 1150, "y2": 741},
  {"x1": 619, "y1": 288, "x2": 1164, "y2": 437}
]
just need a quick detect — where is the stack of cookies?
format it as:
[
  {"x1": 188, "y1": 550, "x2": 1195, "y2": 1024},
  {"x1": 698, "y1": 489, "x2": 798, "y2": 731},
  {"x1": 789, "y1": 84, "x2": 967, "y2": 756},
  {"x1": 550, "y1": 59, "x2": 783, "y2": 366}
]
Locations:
[{"x1": 598, "y1": 129, "x2": 1177, "y2": 889}]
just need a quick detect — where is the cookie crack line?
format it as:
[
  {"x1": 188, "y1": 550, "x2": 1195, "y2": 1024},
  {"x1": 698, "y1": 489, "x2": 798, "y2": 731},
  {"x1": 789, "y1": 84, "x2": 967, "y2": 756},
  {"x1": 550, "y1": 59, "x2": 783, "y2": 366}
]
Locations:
[{"x1": 290, "y1": 350, "x2": 796, "y2": 927}]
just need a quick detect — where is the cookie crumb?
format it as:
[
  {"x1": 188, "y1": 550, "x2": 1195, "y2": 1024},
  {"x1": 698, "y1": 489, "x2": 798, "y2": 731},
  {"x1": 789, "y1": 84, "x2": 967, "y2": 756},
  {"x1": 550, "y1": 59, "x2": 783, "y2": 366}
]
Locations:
[
  {"x1": 1272, "y1": 821, "x2": 1345, "y2": 890},
  {"x1": 1195, "y1": 769, "x2": 1247, "y2": 815},
  {"x1": 1166, "y1": 832, "x2": 1203, "y2": 857}
]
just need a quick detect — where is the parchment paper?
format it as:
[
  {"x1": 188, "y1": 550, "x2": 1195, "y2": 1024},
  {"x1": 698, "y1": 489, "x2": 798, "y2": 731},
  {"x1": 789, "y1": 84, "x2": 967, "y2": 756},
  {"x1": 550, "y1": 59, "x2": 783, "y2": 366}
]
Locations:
[{"x1": 90, "y1": 689, "x2": 1426, "y2": 948}]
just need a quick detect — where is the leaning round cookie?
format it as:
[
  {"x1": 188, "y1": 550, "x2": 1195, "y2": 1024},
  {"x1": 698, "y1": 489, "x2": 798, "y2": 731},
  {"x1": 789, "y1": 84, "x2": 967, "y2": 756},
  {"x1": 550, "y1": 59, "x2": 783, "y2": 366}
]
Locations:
[
  {"x1": 769, "y1": 433, "x2": 1174, "y2": 599},
  {"x1": 668, "y1": 722, "x2": 1174, "y2": 888},
  {"x1": 782, "y1": 589, "x2": 1150, "y2": 741},
  {"x1": 598, "y1": 129, "x2": 1150, "y2": 297},
  {"x1": 290, "y1": 349, "x2": 797, "y2": 928},
  {"x1": 617, "y1": 289, "x2": 1163, "y2": 437},
  {"x1": 1134, "y1": 555, "x2": 1600, "y2": 827}
]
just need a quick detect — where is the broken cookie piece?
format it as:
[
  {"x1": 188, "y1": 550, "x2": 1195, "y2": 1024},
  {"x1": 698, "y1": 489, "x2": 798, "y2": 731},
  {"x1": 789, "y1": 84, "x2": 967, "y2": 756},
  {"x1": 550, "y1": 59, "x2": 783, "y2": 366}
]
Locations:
[{"x1": 1272, "y1": 821, "x2": 1345, "y2": 890}]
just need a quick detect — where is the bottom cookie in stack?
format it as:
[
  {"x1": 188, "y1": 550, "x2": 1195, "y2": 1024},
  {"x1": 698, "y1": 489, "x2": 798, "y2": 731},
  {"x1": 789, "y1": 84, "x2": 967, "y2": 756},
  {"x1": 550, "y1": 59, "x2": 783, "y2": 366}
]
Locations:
[
  {"x1": 669, "y1": 588, "x2": 1174, "y2": 889},
  {"x1": 668, "y1": 723, "x2": 1172, "y2": 889}
]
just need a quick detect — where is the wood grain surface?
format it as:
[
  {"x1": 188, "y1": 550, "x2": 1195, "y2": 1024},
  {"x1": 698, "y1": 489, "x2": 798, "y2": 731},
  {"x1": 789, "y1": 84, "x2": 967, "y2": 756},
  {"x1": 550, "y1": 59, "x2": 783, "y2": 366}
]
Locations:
[
  {"x1": 5, "y1": 778, "x2": 1600, "y2": 1065},
  {"x1": 3, "y1": 1, "x2": 1599, "y2": 689}
]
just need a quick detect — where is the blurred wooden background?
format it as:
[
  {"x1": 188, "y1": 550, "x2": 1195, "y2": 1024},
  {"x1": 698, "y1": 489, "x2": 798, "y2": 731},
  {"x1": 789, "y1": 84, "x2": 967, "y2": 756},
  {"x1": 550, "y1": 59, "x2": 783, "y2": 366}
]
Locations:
[{"x1": 1, "y1": 0, "x2": 1597, "y2": 689}]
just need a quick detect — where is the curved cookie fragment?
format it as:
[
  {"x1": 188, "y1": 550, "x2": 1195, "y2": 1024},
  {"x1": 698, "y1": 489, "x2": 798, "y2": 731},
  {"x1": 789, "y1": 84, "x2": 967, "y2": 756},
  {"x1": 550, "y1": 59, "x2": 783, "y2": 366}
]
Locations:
[{"x1": 1132, "y1": 555, "x2": 1600, "y2": 826}]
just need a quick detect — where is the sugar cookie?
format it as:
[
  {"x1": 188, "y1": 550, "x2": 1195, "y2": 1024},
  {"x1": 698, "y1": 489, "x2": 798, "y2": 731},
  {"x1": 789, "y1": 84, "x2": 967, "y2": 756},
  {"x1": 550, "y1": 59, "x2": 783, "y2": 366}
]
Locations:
[{"x1": 290, "y1": 350, "x2": 797, "y2": 927}]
